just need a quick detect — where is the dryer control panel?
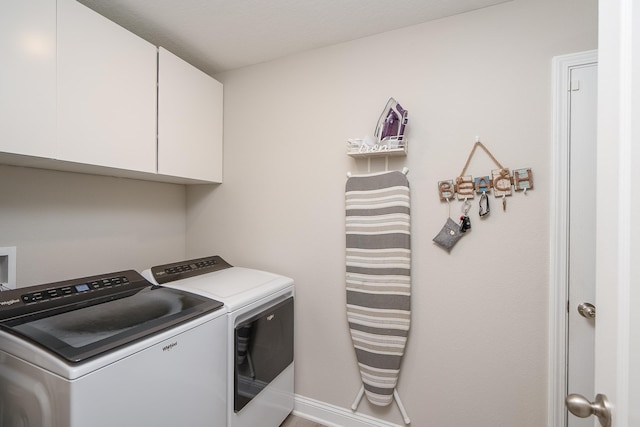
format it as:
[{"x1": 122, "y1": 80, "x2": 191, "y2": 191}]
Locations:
[{"x1": 150, "y1": 255, "x2": 232, "y2": 284}]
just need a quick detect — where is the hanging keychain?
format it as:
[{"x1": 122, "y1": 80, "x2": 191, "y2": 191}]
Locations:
[
  {"x1": 479, "y1": 192, "x2": 490, "y2": 217},
  {"x1": 459, "y1": 199, "x2": 471, "y2": 232}
]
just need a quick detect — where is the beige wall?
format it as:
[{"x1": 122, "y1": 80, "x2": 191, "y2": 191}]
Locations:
[
  {"x1": 187, "y1": 0, "x2": 598, "y2": 425},
  {"x1": 0, "y1": 165, "x2": 187, "y2": 286}
]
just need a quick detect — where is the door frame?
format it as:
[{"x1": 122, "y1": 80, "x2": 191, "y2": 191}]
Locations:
[{"x1": 548, "y1": 49, "x2": 598, "y2": 427}]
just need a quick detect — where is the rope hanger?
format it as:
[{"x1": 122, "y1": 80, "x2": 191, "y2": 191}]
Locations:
[
  {"x1": 459, "y1": 138, "x2": 505, "y2": 177},
  {"x1": 437, "y1": 137, "x2": 534, "y2": 213}
]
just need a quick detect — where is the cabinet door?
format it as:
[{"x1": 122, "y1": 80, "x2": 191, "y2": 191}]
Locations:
[
  {"x1": 158, "y1": 47, "x2": 223, "y2": 183},
  {"x1": 0, "y1": 0, "x2": 56, "y2": 158},
  {"x1": 57, "y1": 0, "x2": 157, "y2": 173}
]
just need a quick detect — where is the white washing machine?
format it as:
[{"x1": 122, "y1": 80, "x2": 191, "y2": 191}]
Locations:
[
  {"x1": 142, "y1": 256, "x2": 294, "y2": 427},
  {"x1": 0, "y1": 270, "x2": 227, "y2": 427}
]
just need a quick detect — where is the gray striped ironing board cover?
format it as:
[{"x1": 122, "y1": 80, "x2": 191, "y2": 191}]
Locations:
[{"x1": 345, "y1": 170, "x2": 411, "y2": 407}]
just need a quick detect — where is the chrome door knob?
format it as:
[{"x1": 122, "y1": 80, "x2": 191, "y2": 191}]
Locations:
[
  {"x1": 577, "y1": 302, "x2": 596, "y2": 319},
  {"x1": 566, "y1": 393, "x2": 611, "y2": 427}
]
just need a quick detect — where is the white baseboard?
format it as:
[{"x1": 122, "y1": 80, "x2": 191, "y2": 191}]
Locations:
[{"x1": 293, "y1": 394, "x2": 404, "y2": 427}]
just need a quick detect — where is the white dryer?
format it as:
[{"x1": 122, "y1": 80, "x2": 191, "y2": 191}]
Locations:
[{"x1": 143, "y1": 256, "x2": 294, "y2": 427}]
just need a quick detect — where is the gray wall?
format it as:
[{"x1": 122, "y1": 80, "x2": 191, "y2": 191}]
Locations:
[
  {"x1": 0, "y1": 165, "x2": 186, "y2": 286},
  {"x1": 186, "y1": 0, "x2": 598, "y2": 425}
]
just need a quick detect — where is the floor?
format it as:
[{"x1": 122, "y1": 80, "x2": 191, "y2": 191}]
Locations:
[{"x1": 280, "y1": 414, "x2": 327, "y2": 427}]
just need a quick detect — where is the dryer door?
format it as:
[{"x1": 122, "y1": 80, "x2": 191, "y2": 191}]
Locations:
[{"x1": 234, "y1": 296, "x2": 294, "y2": 412}]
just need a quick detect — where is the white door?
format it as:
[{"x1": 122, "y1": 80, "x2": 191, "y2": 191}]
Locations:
[
  {"x1": 567, "y1": 63, "x2": 598, "y2": 427},
  {"x1": 589, "y1": 0, "x2": 640, "y2": 426},
  {"x1": 549, "y1": 50, "x2": 597, "y2": 427}
]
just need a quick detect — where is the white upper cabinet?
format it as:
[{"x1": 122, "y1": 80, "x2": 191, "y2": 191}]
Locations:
[
  {"x1": 0, "y1": 1, "x2": 223, "y2": 183},
  {"x1": 158, "y1": 47, "x2": 223, "y2": 183},
  {"x1": 0, "y1": 0, "x2": 56, "y2": 158},
  {"x1": 56, "y1": 0, "x2": 157, "y2": 173}
]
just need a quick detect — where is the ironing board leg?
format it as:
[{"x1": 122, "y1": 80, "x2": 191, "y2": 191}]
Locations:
[
  {"x1": 351, "y1": 385, "x2": 365, "y2": 411},
  {"x1": 394, "y1": 388, "x2": 411, "y2": 425}
]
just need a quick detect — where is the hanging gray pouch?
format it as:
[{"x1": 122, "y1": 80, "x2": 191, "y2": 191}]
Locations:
[{"x1": 433, "y1": 218, "x2": 464, "y2": 251}]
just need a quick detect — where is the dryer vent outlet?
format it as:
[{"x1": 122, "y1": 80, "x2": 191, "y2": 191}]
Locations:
[{"x1": 0, "y1": 246, "x2": 17, "y2": 290}]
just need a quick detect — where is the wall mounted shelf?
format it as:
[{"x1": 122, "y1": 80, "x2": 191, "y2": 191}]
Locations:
[{"x1": 346, "y1": 139, "x2": 408, "y2": 158}]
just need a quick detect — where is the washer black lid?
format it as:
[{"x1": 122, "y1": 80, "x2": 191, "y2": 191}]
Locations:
[{"x1": 0, "y1": 270, "x2": 223, "y2": 363}]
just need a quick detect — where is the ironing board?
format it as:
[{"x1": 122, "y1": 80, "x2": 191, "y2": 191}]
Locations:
[{"x1": 345, "y1": 170, "x2": 411, "y2": 425}]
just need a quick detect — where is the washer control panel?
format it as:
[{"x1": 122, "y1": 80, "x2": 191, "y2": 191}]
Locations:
[
  {"x1": 20, "y1": 275, "x2": 130, "y2": 304},
  {"x1": 150, "y1": 255, "x2": 232, "y2": 284},
  {"x1": 0, "y1": 270, "x2": 146, "y2": 322}
]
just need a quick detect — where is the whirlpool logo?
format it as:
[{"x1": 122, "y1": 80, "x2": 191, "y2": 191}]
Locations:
[
  {"x1": 0, "y1": 298, "x2": 20, "y2": 306},
  {"x1": 162, "y1": 342, "x2": 178, "y2": 352}
]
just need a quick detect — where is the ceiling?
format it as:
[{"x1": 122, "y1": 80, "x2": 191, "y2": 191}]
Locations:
[{"x1": 78, "y1": 0, "x2": 511, "y2": 76}]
